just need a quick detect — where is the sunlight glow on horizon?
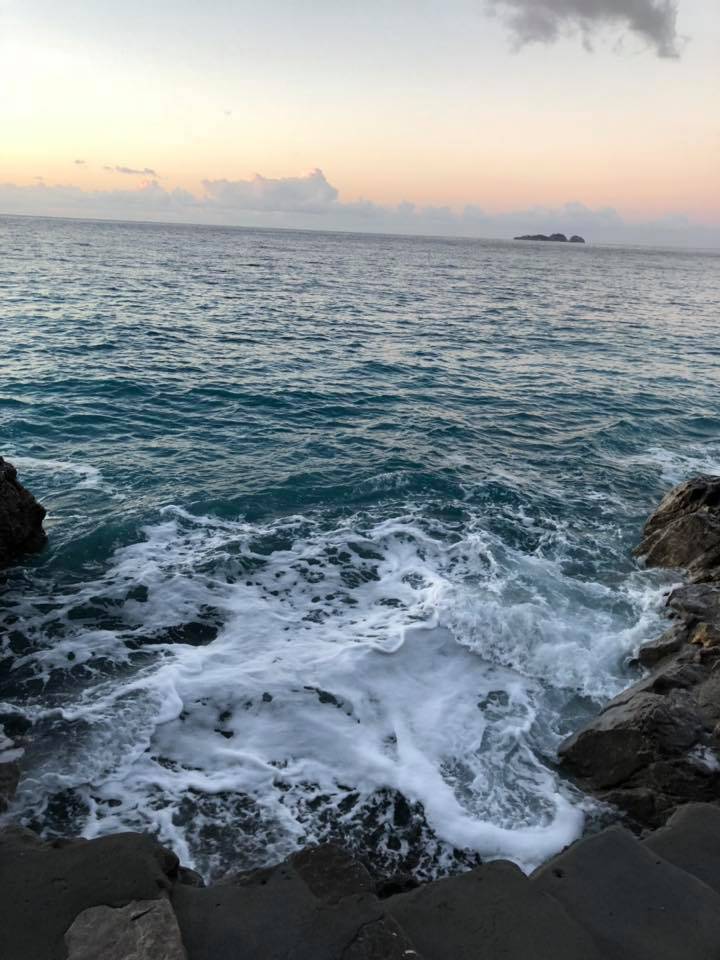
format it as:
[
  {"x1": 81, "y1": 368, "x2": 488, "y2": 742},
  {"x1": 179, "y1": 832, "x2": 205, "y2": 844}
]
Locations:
[{"x1": 1, "y1": 0, "x2": 718, "y2": 229}]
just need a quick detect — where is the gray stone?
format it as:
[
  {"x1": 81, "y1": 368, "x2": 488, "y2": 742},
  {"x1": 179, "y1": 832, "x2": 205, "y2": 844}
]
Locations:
[
  {"x1": 65, "y1": 898, "x2": 186, "y2": 960},
  {"x1": 0, "y1": 827, "x2": 179, "y2": 960},
  {"x1": 172, "y1": 844, "x2": 412, "y2": 960},
  {"x1": 635, "y1": 625, "x2": 689, "y2": 667},
  {"x1": 644, "y1": 802, "x2": 720, "y2": 895},
  {"x1": 559, "y1": 689, "x2": 703, "y2": 789},
  {"x1": 385, "y1": 859, "x2": 606, "y2": 960},
  {"x1": 533, "y1": 825, "x2": 720, "y2": 960}
]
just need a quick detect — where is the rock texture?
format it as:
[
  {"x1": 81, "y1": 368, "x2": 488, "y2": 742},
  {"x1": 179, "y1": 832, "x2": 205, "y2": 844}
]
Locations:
[
  {"x1": 560, "y1": 475, "x2": 720, "y2": 827},
  {"x1": 0, "y1": 828, "x2": 180, "y2": 960},
  {"x1": 0, "y1": 456, "x2": 47, "y2": 566},
  {"x1": 5, "y1": 807, "x2": 720, "y2": 959},
  {"x1": 65, "y1": 898, "x2": 187, "y2": 960}
]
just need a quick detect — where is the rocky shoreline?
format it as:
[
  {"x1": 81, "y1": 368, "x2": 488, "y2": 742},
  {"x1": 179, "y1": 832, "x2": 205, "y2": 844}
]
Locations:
[{"x1": 2, "y1": 462, "x2": 720, "y2": 958}]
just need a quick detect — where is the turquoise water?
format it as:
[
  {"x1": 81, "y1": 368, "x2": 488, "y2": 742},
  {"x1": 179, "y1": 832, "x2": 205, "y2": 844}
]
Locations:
[{"x1": 1, "y1": 214, "x2": 719, "y2": 879}]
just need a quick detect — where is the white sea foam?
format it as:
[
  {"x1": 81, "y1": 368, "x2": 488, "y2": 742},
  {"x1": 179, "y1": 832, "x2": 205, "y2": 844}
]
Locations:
[
  {"x1": 7, "y1": 502, "x2": 669, "y2": 878},
  {"x1": 7, "y1": 455, "x2": 103, "y2": 489},
  {"x1": 629, "y1": 444, "x2": 720, "y2": 485}
]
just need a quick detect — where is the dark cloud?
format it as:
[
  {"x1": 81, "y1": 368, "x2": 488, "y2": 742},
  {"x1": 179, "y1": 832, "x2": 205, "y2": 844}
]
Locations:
[
  {"x1": 487, "y1": 0, "x2": 681, "y2": 57},
  {"x1": 74, "y1": 159, "x2": 86, "y2": 165}
]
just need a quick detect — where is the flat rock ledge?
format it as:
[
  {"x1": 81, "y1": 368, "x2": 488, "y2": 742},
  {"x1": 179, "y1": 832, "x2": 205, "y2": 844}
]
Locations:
[
  {"x1": 4, "y1": 804, "x2": 720, "y2": 959},
  {"x1": 560, "y1": 474, "x2": 720, "y2": 828}
]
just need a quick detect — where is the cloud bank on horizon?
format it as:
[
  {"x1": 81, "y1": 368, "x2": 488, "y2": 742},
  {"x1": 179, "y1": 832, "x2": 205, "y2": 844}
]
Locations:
[
  {"x1": 1, "y1": 169, "x2": 716, "y2": 248},
  {"x1": 488, "y1": 0, "x2": 681, "y2": 56}
]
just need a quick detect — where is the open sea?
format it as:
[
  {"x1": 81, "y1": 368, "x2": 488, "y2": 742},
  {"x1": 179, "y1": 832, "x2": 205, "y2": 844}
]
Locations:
[{"x1": 1, "y1": 214, "x2": 719, "y2": 880}]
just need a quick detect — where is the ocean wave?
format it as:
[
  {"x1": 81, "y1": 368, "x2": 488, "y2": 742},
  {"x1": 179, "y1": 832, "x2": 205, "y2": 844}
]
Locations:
[{"x1": 4, "y1": 503, "x2": 666, "y2": 878}]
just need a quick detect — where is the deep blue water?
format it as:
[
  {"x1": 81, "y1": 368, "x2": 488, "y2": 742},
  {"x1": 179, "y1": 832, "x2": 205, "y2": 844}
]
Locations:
[{"x1": 1, "y1": 214, "x2": 719, "y2": 879}]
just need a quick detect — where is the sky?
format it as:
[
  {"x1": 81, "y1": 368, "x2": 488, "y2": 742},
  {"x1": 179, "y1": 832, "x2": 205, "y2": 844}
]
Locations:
[{"x1": 1, "y1": 0, "x2": 718, "y2": 245}]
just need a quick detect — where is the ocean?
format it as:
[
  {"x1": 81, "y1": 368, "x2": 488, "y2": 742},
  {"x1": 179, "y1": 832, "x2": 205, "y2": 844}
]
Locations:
[{"x1": 1, "y1": 214, "x2": 719, "y2": 880}]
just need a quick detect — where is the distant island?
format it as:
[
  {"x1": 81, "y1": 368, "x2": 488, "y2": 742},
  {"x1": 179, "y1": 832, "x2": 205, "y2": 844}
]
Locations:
[{"x1": 514, "y1": 233, "x2": 585, "y2": 243}]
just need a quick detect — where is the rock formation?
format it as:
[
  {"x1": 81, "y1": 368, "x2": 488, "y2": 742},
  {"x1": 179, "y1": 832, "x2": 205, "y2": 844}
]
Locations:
[
  {"x1": 0, "y1": 457, "x2": 47, "y2": 566},
  {"x1": 5, "y1": 805, "x2": 720, "y2": 959},
  {"x1": 559, "y1": 475, "x2": 720, "y2": 827},
  {"x1": 513, "y1": 233, "x2": 586, "y2": 243}
]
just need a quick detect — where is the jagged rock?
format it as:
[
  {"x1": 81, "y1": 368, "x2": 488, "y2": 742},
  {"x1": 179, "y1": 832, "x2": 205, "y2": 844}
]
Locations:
[
  {"x1": 559, "y1": 477, "x2": 720, "y2": 828},
  {"x1": 635, "y1": 475, "x2": 720, "y2": 581},
  {"x1": 65, "y1": 898, "x2": 187, "y2": 960},
  {"x1": 0, "y1": 457, "x2": 47, "y2": 566},
  {"x1": 0, "y1": 828, "x2": 181, "y2": 960},
  {"x1": 634, "y1": 625, "x2": 689, "y2": 667}
]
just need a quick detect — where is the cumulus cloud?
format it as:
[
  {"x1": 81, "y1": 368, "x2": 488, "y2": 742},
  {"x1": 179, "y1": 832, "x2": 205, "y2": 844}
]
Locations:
[
  {"x1": 487, "y1": 0, "x2": 681, "y2": 57},
  {"x1": 202, "y1": 168, "x2": 338, "y2": 213},
  {"x1": 0, "y1": 171, "x2": 716, "y2": 248}
]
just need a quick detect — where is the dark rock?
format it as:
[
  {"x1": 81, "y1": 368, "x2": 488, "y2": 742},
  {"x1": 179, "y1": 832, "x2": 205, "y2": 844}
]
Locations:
[
  {"x1": 0, "y1": 827, "x2": 180, "y2": 960},
  {"x1": 64, "y1": 898, "x2": 187, "y2": 960},
  {"x1": 635, "y1": 625, "x2": 690, "y2": 667},
  {"x1": 172, "y1": 843, "x2": 412, "y2": 960},
  {"x1": 0, "y1": 760, "x2": 20, "y2": 812},
  {"x1": 643, "y1": 802, "x2": 720, "y2": 895},
  {"x1": 533, "y1": 824, "x2": 720, "y2": 960},
  {"x1": 0, "y1": 457, "x2": 47, "y2": 566},
  {"x1": 559, "y1": 689, "x2": 704, "y2": 790},
  {"x1": 635, "y1": 475, "x2": 720, "y2": 581},
  {"x1": 668, "y1": 583, "x2": 720, "y2": 625},
  {"x1": 385, "y1": 858, "x2": 605, "y2": 960},
  {"x1": 569, "y1": 235, "x2": 586, "y2": 243},
  {"x1": 513, "y1": 233, "x2": 570, "y2": 242},
  {"x1": 641, "y1": 475, "x2": 720, "y2": 541}
]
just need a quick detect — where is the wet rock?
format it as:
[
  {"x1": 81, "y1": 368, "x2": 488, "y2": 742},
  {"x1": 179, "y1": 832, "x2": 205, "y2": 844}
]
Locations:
[
  {"x1": 635, "y1": 475, "x2": 720, "y2": 581},
  {"x1": 0, "y1": 760, "x2": 20, "y2": 812},
  {"x1": 65, "y1": 898, "x2": 187, "y2": 960},
  {"x1": 635, "y1": 625, "x2": 689, "y2": 668},
  {"x1": 559, "y1": 689, "x2": 704, "y2": 790},
  {"x1": 559, "y1": 476, "x2": 720, "y2": 828},
  {"x1": 0, "y1": 457, "x2": 47, "y2": 566}
]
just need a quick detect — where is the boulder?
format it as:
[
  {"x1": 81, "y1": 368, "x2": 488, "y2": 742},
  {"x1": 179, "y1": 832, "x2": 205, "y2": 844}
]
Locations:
[
  {"x1": 635, "y1": 475, "x2": 720, "y2": 581},
  {"x1": 0, "y1": 457, "x2": 47, "y2": 566},
  {"x1": 65, "y1": 898, "x2": 187, "y2": 960},
  {"x1": 172, "y1": 843, "x2": 420, "y2": 960},
  {"x1": 533, "y1": 825, "x2": 720, "y2": 960},
  {"x1": 385, "y1": 858, "x2": 605, "y2": 960},
  {"x1": 0, "y1": 828, "x2": 181, "y2": 960}
]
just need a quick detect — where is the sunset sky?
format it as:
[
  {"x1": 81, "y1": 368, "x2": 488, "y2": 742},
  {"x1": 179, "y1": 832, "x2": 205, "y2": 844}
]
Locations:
[{"x1": 1, "y1": 0, "x2": 718, "y2": 244}]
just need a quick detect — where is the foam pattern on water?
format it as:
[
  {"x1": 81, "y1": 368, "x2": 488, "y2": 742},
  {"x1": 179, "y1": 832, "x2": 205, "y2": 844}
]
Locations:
[{"x1": 4, "y1": 503, "x2": 667, "y2": 877}]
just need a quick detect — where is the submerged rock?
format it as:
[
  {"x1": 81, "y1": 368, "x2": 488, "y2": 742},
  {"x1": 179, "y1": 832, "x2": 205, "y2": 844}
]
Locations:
[
  {"x1": 559, "y1": 475, "x2": 720, "y2": 827},
  {"x1": 0, "y1": 457, "x2": 47, "y2": 566}
]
